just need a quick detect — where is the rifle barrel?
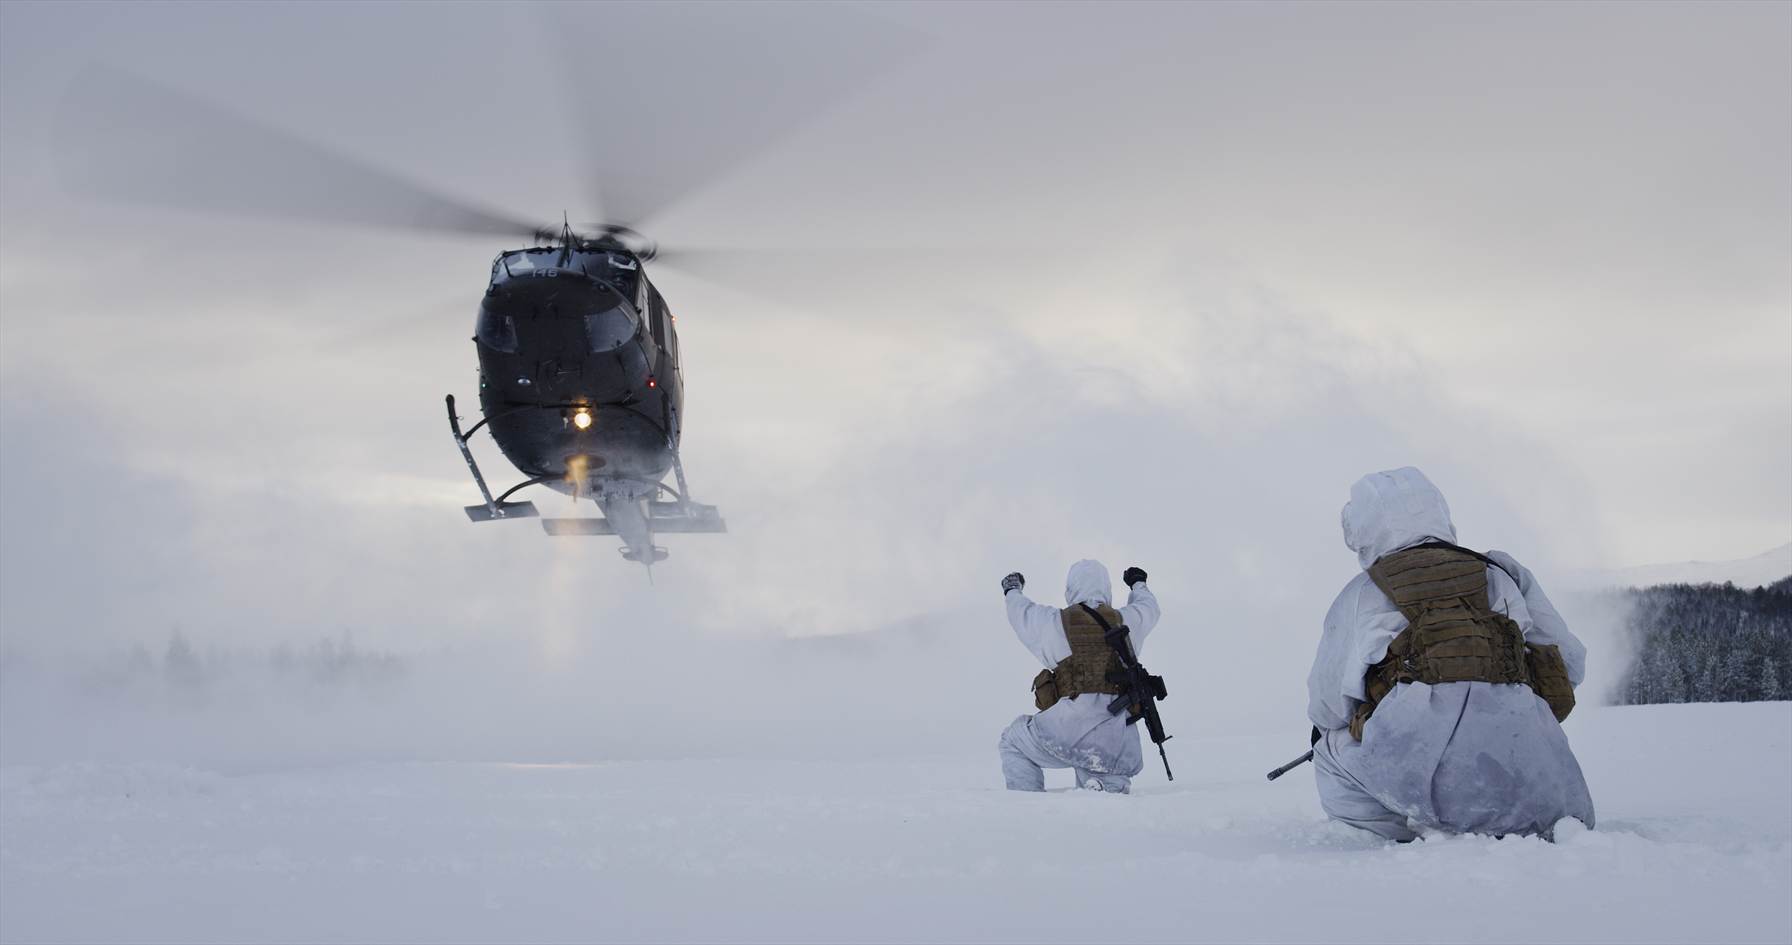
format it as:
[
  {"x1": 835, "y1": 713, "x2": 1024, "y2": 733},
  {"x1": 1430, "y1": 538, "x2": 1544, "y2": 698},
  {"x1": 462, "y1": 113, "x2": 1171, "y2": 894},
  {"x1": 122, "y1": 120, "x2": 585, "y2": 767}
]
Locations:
[{"x1": 1266, "y1": 750, "x2": 1314, "y2": 781}]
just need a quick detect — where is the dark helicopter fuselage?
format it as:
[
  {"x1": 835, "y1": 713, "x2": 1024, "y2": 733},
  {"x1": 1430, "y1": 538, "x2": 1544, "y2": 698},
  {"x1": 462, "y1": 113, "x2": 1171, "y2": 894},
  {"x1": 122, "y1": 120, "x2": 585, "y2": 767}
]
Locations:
[{"x1": 473, "y1": 243, "x2": 683, "y2": 497}]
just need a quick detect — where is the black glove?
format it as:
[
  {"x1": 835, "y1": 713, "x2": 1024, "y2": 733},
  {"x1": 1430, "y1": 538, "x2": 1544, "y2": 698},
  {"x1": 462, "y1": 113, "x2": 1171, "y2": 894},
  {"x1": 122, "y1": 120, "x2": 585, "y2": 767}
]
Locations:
[
  {"x1": 1122, "y1": 566, "x2": 1147, "y2": 588},
  {"x1": 1310, "y1": 725, "x2": 1322, "y2": 747},
  {"x1": 1000, "y1": 572, "x2": 1025, "y2": 594}
]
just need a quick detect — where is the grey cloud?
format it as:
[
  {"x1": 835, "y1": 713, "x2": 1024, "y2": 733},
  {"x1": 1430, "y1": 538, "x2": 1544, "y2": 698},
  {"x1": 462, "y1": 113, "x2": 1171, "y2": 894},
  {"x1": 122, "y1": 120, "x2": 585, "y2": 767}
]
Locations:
[{"x1": 0, "y1": 1, "x2": 1785, "y2": 766}]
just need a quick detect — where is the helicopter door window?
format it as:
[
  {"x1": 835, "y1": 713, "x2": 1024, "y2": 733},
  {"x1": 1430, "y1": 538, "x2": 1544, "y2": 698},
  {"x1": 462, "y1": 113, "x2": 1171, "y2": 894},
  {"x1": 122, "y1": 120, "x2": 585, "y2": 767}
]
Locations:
[
  {"x1": 647, "y1": 299, "x2": 667, "y2": 352},
  {"x1": 660, "y1": 305, "x2": 678, "y2": 363},
  {"x1": 475, "y1": 307, "x2": 519, "y2": 353},
  {"x1": 585, "y1": 304, "x2": 635, "y2": 353}
]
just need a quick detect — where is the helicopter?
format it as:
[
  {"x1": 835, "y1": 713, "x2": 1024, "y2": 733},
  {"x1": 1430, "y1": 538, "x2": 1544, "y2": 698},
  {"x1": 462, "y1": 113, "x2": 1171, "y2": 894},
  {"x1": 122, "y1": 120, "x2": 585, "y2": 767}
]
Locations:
[
  {"x1": 51, "y1": 4, "x2": 919, "y2": 573},
  {"x1": 448, "y1": 220, "x2": 723, "y2": 566}
]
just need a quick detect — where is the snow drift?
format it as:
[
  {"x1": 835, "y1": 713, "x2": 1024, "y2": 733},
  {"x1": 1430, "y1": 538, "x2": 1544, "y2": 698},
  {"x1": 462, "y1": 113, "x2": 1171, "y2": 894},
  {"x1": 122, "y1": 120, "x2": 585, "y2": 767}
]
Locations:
[{"x1": 2, "y1": 702, "x2": 1788, "y2": 944}]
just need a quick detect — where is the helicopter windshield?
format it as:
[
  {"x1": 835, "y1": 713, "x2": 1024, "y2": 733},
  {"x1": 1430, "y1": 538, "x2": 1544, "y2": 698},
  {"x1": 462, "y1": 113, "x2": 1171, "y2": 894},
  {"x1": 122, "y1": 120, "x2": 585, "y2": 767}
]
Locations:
[
  {"x1": 475, "y1": 306, "x2": 518, "y2": 353},
  {"x1": 585, "y1": 304, "x2": 635, "y2": 353},
  {"x1": 500, "y1": 249, "x2": 547, "y2": 271}
]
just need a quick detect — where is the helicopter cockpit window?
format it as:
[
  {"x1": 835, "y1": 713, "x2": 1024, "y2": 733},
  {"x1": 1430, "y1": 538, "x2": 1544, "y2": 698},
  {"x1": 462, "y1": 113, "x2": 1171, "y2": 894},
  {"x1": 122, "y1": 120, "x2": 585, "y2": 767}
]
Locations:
[
  {"x1": 499, "y1": 250, "x2": 553, "y2": 277},
  {"x1": 585, "y1": 304, "x2": 635, "y2": 353},
  {"x1": 475, "y1": 307, "x2": 519, "y2": 353}
]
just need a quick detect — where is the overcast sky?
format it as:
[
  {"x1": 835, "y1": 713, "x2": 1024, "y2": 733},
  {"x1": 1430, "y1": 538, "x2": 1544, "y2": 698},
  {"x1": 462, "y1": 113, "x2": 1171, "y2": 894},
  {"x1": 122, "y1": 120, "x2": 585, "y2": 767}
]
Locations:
[{"x1": 1, "y1": 0, "x2": 1787, "y2": 706}]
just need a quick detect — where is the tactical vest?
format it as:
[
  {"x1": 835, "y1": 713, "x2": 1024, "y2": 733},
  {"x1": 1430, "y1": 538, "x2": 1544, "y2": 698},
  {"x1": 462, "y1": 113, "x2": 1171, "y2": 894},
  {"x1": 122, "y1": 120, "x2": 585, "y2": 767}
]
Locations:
[
  {"x1": 1030, "y1": 603, "x2": 1128, "y2": 711},
  {"x1": 1350, "y1": 544, "x2": 1575, "y2": 739}
]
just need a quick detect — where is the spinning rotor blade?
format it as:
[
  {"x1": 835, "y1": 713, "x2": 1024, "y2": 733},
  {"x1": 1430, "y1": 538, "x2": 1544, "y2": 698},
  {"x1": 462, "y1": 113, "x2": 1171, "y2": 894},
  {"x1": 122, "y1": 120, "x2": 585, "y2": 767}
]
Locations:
[
  {"x1": 55, "y1": 69, "x2": 541, "y2": 238},
  {"x1": 646, "y1": 243, "x2": 1063, "y2": 324},
  {"x1": 544, "y1": 2, "x2": 924, "y2": 231},
  {"x1": 646, "y1": 246, "x2": 909, "y2": 284}
]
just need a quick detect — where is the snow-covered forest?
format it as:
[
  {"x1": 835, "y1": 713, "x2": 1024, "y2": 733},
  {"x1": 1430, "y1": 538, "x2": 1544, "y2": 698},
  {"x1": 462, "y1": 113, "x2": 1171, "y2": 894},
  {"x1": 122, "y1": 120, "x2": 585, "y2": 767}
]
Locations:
[{"x1": 1614, "y1": 578, "x2": 1792, "y2": 705}]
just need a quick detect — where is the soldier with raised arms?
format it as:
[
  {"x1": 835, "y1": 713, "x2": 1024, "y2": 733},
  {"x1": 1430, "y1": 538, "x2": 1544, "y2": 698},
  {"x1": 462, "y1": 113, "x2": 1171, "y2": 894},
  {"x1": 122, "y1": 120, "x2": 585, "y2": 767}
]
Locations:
[
  {"x1": 998, "y1": 560, "x2": 1161, "y2": 793},
  {"x1": 1307, "y1": 467, "x2": 1595, "y2": 840}
]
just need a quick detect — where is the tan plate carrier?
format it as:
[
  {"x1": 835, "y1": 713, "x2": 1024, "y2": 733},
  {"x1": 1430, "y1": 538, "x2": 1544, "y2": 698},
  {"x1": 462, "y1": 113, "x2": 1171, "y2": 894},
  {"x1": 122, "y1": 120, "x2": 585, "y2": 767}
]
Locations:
[
  {"x1": 1031, "y1": 603, "x2": 1129, "y2": 711},
  {"x1": 1352, "y1": 544, "x2": 1575, "y2": 740}
]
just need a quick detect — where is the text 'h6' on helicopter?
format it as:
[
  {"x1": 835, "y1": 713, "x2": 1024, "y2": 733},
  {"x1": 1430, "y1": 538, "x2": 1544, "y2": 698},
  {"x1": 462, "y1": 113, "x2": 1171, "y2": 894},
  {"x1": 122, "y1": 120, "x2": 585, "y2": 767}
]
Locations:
[{"x1": 54, "y1": 5, "x2": 918, "y2": 575}]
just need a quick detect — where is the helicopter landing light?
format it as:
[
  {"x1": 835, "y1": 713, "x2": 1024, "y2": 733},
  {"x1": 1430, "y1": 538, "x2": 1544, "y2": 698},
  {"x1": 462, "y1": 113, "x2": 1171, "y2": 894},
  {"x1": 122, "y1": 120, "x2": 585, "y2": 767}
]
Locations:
[{"x1": 572, "y1": 409, "x2": 593, "y2": 430}]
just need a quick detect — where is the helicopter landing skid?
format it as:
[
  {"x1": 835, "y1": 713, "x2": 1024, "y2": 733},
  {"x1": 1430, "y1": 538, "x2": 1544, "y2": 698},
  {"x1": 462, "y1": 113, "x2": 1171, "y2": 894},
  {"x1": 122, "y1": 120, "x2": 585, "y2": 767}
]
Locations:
[
  {"x1": 465, "y1": 500, "x2": 539, "y2": 523},
  {"x1": 540, "y1": 501, "x2": 726, "y2": 536},
  {"x1": 446, "y1": 394, "x2": 539, "y2": 522}
]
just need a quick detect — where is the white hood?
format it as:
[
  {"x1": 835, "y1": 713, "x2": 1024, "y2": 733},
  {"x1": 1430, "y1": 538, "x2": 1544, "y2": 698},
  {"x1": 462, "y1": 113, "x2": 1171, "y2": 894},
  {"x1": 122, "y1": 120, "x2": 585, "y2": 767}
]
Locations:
[
  {"x1": 1063, "y1": 559, "x2": 1113, "y2": 607},
  {"x1": 1341, "y1": 467, "x2": 1457, "y2": 569}
]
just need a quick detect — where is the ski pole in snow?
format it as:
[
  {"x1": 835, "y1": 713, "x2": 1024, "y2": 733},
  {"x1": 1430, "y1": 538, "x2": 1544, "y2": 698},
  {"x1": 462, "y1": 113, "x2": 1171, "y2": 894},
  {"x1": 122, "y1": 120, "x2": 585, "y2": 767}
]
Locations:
[{"x1": 1265, "y1": 750, "x2": 1313, "y2": 781}]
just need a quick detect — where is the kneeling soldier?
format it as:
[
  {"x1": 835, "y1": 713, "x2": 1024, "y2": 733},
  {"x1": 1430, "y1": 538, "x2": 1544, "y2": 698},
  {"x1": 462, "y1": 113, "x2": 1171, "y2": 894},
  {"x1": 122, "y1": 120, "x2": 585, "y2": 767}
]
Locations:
[
  {"x1": 1307, "y1": 467, "x2": 1594, "y2": 840},
  {"x1": 998, "y1": 560, "x2": 1161, "y2": 793}
]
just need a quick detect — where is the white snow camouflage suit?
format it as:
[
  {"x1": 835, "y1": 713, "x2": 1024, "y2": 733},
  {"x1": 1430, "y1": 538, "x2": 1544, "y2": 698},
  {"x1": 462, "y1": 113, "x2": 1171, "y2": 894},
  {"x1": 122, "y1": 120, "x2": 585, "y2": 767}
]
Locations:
[
  {"x1": 1000, "y1": 560, "x2": 1161, "y2": 793},
  {"x1": 1307, "y1": 467, "x2": 1595, "y2": 840}
]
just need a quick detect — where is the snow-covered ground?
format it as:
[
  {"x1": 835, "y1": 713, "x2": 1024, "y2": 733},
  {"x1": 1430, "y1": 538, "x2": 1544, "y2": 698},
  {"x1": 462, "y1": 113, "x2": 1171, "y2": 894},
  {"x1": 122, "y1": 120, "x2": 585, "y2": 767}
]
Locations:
[{"x1": 3, "y1": 702, "x2": 1788, "y2": 944}]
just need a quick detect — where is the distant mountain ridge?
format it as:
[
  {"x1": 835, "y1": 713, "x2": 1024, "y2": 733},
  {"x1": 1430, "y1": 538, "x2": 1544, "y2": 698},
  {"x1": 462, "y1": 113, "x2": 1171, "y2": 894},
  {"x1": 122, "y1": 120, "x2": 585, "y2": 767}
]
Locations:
[{"x1": 1571, "y1": 543, "x2": 1792, "y2": 590}]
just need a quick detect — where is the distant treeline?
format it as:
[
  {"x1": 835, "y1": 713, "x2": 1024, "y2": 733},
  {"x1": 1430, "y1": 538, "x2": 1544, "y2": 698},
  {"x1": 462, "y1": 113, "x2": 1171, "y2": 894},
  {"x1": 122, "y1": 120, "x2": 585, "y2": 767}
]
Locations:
[
  {"x1": 104, "y1": 631, "x2": 405, "y2": 692},
  {"x1": 1616, "y1": 577, "x2": 1792, "y2": 705}
]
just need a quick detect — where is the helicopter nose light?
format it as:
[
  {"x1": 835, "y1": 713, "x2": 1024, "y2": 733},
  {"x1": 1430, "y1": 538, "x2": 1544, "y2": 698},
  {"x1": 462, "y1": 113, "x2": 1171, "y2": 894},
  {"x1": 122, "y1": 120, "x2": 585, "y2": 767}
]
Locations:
[{"x1": 572, "y1": 409, "x2": 593, "y2": 430}]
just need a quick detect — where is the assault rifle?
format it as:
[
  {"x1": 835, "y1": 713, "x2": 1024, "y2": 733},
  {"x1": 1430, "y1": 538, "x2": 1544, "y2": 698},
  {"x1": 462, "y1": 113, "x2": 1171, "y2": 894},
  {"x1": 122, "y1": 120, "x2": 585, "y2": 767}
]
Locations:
[
  {"x1": 1079, "y1": 603, "x2": 1173, "y2": 781},
  {"x1": 1266, "y1": 726, "x2": 1322, "y2": 781},
  {"x1": 1265, "y1": 750, "x2": 1313, "y2": 781}
]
